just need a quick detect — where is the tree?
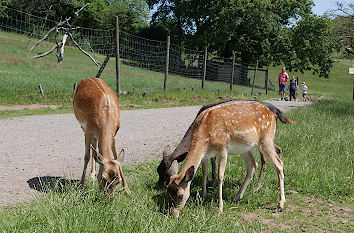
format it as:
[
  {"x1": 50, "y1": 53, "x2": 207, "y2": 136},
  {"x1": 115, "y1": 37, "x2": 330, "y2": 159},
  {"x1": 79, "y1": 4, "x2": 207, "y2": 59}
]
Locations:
[
  {"x1": 4, "y1": 0, "x2": 149, "y2": 33},
  {"x1": 150, "y1": 0, "x2": 338, "y2": 78},
  {"x1": 327, "y1": 1, "x2": 354, "y2": 54}
]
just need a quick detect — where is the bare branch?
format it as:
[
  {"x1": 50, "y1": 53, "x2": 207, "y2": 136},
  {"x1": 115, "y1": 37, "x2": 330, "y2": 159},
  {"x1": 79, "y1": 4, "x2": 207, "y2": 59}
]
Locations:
[
  {"x1": 75, "y1": 3, "x2": 90, "y2": 17},
  {"x1": 31, "y1": 43, "x2": 60, "y2": 59},
  {"x1": 56, "y1": 33, "x2": 68, "y2": 63},
  {"x1": 30, "y1": 21, "x2": 66, "y2": 52},
  {"x1": 67, "y1": 32, "x2": 100, "y2": 66}
]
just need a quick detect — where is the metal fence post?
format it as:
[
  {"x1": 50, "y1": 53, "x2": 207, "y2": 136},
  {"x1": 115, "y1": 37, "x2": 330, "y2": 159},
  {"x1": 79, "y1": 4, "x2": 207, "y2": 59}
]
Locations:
[
  {"x1": 250, "y1": 60, "x2": 259, "y2": 96},
  {"x1": 230, "y1": 53, "x2": 235, "y2": 91},
  {"x1": 115, "y1": 16, "x2": 120, "y2": 97},
  {"x1": 202, "y1": 47, "x2": 207, "y2": 89},
  {"x1": 164, "y1": 36, "x2": 170, "y2": 91}
]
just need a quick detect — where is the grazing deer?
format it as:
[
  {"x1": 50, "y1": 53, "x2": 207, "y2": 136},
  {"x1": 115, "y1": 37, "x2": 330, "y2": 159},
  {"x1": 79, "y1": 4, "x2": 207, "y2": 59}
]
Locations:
[
  {"x1": 166, "y1": 100, "x2": 294, "y2": 217},
  {"x1": 157, "y1": 100, "x2": 282, "y2": 191},
  {"x1": 73, "y1": 78, "x2": 130, "y2": 197}
]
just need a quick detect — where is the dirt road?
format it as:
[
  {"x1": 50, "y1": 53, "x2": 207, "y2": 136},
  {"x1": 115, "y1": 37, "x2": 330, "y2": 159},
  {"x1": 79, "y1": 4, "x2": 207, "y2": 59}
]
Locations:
[{"x1": 0, "y1": 100, "x2": 309, "y2": 207}]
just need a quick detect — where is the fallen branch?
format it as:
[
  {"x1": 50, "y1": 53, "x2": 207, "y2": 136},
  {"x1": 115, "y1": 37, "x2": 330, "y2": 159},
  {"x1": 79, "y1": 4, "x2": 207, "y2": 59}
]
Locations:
[
  {"x1": 56, "y1": 33, "x2": 68, "y2": 62},
  {"x1": 29, "y1": 21, "x2": 65, "y2": 52},
  {"x1": 31, "y1": 43, "x2": 61, "y2": 59},
  {"x1": 67, "y1": 32, "x2": 100, "y2": 66}
]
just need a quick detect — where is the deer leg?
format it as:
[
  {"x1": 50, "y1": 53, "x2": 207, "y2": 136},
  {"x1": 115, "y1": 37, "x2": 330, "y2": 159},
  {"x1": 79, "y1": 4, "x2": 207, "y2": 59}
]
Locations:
[
  {"x1": 81, "y1": 133, "x2": 92, "y2": 185},
  {"x1": 255, "y1": 152, "x2": 266, "y2": 192},
  {"x1": 112, "y1": 136, "x2": 118, "y2": 160},
  {"x1": 119, "y1": 166, "x2": 131, "y2": 196},
  {"x1": 259, "y1": 140, "x2": 286, "y2": 212},
  {"x1": 211, "y1": 156, "x2": 216, "y2": 184},
  {"x1": 90, "y1": 137, "x2": 97, "y2": 179},
  {"x1": 255, "y1": 144, "x2": 282, "y2": 192},
  {"x1": 201, "y1": 159, "x2": 208, "y2": 197},
  {"x1": 218, "y1": 149, "x2": 228, "y2": 215},
  {"x1": 233, "y1": 151, "x2": 258, "y2": 202}
]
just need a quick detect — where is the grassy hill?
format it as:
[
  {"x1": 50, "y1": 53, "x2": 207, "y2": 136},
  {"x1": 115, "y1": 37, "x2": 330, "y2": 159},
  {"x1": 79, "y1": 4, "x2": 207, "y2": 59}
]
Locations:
[
  {"x1": 1, "y1": 30, "x2": 353, "y2": 118},
  {"x1": 0, "y1": 31, "x2": 277, "y2": 118}
]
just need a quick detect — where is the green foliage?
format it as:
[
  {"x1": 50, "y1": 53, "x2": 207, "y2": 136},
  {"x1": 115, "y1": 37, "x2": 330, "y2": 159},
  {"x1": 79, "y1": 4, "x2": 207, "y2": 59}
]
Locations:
[
  {"x1": 288, "y1": 15, "x2": 337, "y2": 78},
  {"x1": 149, "y1": 0, "x2": 339, "y2": 78},
  {"x1": 4, "y1": 0, "x2": 149, "y2": 33}
]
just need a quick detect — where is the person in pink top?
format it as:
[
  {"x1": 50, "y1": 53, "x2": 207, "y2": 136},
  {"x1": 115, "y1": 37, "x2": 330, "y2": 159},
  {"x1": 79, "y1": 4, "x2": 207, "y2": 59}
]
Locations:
[{"x1": 278, "y1": 67, "x2": 289, "y2": 101}]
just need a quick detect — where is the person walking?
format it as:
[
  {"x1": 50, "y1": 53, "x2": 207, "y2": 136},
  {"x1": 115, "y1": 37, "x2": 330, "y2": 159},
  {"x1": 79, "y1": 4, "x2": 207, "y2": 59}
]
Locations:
[
  {"x1": 301, "y1": 82, "x2": 308, "y2": 100},
  {"x1": 278, "y1": 67, "x2": 289, "y2": 101},
  {"x1": 288, "y1": 75, "x2": 298, "y2": 101}
]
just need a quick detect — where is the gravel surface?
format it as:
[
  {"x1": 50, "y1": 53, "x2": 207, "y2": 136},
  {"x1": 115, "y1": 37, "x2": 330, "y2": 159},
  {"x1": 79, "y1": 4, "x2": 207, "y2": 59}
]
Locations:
[{"x1": 0, "y1": 100, "x2": 310, "y2": 207}]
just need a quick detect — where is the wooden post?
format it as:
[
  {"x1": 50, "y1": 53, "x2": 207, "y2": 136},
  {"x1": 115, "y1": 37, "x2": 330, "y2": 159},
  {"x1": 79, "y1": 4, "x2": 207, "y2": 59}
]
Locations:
[
  {"x1": 265, "y1": 68, "x2": 269, "y2": 95},
  {"x1": 202, "y1": 47, "x2": 207, "y2": 89},
  {"x1": 230, "y1": 53, "x2": 235, "y2": 91},
  {"x1": 250, "y1": 60, "x2": 259, "y2": 96},
  {"x1": 115, "y1": 16, "x2": 120, "y2": 97},
  {"x1": 38, "y1": 84, "x2": 44, "y2": 97},
  {"x1": 95, "y1": 55, "x2": 111, "y2": 78},
  {"x1": 164, "y1": 36, "x2": 170, "y2": 91}
]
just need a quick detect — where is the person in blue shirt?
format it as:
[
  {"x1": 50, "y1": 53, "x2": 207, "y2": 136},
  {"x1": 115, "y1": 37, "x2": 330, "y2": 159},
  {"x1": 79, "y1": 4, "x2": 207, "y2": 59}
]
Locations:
[{"x1": 288, "y1": 75, "x2": 298, "y2": 101}]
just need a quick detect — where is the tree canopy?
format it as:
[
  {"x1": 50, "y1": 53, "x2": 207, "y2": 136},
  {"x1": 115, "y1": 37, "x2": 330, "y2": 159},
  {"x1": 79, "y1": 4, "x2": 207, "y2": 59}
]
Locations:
[
  {"x1": 148, "y1": 0, "x2": 340, "y2": 78},
  {"x1": 2, "y1": 0, "x2": 150, "y2": 33}
]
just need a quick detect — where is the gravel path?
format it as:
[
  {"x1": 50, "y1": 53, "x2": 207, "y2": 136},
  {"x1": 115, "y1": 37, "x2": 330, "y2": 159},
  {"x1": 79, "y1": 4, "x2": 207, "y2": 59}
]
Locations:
[{"x1": 0, "y1": 100, "x2": 310, "y2": 207}]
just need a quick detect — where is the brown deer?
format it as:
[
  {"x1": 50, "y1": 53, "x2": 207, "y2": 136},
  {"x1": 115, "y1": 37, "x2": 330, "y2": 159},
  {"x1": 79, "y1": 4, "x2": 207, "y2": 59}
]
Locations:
[
  {"x1": 73, "y1": 78, "x2": 130, "y2": 197},
  {"x1": 157, "y1": 100, "x2": 282, "y2": 191},
  {"x1": 166, "y1": 100, "x2": 294, "y2": 217}
]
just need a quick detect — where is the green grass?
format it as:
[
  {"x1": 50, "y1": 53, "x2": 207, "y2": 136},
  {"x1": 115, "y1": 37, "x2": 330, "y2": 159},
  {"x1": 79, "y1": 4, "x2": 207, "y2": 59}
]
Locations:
[
  {"x1": 1, "y1": 100, "x2": 353, "y2": 232},
  {"x1": 0, "y1": 30, "x2": 277, "y2": 118}
]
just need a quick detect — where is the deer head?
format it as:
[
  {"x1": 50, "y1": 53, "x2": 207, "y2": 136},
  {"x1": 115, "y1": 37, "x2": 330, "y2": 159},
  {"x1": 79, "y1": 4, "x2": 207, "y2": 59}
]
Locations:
[{"x1": 92, "y1": 145, "x2": 125, "y2": 198}]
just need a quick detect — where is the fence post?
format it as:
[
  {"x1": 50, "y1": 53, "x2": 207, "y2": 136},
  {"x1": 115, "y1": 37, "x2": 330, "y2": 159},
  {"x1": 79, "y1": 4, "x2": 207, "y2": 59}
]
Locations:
[
  {"x1": 115, "y1": 16, "x2": 120, "y2": 97},
  {"x1": 164, "y1": 36, "x2": 170, "y2": 91},
  {"x1": 202, "y1": 47, "x2": 207, "y2": 89},
  {"x1": 250, "y1": 60, "x2": 259, "y2": 96},
  {"x1": 265, "y1": 68, "x2": 269, "y2": 95},
  {"x1": 230, "y1": 53, "x2": 236, "y2": 91}
]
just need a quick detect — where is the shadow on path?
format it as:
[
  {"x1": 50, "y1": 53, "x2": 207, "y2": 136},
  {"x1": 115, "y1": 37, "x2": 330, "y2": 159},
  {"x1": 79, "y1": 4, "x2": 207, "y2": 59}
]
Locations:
[{"x1": 27, "y1": 176, "x2": 80, "y2": 193}]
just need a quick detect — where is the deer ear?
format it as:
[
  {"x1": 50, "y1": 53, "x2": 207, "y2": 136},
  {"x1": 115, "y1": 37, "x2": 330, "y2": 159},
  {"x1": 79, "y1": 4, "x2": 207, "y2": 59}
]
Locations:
[
  {"x1": 116, "y1": 149, "x2": 125, "y2": 163},
  {"x1": 176, "y1": 152, "x2": 188, "y2": 162},
  {"x1": 91, "y1": 145, "x2": 104, "y2": 164},
  {"x1": 181, "y1": 166, "x2": 195, "y2": 184},
  {"x1": 163, "y1": 145, "x2": 171, "y2": 158}
]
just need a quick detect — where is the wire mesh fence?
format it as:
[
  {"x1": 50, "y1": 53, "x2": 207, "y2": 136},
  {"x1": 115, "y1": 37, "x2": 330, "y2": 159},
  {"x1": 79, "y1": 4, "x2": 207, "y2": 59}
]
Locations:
[{"x1": 0, "y1": 7, "x2": 272, "y2": 95}]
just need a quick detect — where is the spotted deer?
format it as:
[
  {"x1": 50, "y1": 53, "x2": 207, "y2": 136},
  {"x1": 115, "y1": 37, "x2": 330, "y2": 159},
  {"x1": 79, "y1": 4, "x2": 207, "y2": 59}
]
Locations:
[
  {"x1": 158, "y1": 100, "x2": 282, "y2": 191},
  {"x1": 73, "y1": 78, "x2": 130, "y2": 197},
  {"x1": 166, "y1": 100, "x2": 294, "y2": 217}
]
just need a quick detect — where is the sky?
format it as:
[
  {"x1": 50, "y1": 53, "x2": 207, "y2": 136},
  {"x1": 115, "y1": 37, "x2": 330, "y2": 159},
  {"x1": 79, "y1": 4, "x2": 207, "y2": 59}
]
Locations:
[{"x1": 312, "y1": 0, "x2": 345, "y2": 15}]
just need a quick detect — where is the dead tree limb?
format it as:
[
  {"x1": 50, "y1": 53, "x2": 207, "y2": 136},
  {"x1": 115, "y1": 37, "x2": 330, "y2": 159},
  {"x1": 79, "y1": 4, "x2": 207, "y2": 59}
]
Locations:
[
  {"x1": 29, "y1": 21, "x2": 66, "y2": 52},
  {"x1": 67, "y1": 32, "x2": 100, "y2": 66},
  {"x1": 29, "y1": 3, "x2": 97, "y2": 65},
  {"x1": 75, "y1": 3, "x2": 90, "y2": 17},
  {"x1": 31, "y1": 43, "x2": 61, "y2": 59}
]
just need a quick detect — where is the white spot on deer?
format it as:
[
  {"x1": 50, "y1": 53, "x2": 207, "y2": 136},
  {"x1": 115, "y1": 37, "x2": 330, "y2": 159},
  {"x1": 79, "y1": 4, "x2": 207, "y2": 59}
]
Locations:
[
  {"x1": 262, "y1": 115, "x2": 265, "y2": 118},
  {"x1": 258, "y1": 118, "x2": 262, "y2": 121}
]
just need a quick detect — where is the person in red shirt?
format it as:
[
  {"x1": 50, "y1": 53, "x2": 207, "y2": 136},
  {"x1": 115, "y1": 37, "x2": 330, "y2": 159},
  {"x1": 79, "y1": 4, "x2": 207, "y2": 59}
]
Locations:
[{"x1": 278, "y1": 67, "x2": 289, "y2": 101}]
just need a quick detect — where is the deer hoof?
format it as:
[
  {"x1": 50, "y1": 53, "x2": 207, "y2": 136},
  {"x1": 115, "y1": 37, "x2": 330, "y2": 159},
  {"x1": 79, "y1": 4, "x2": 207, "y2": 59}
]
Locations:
[{"x1": 275, "y1": 207, "x2": 283, "y2": 212}]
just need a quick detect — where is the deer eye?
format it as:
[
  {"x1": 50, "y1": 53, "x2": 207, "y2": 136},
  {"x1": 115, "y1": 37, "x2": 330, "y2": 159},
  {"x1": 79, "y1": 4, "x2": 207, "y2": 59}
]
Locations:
[{"x1": 178, "y1": 194, "x2": 183, "y2": 200}]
